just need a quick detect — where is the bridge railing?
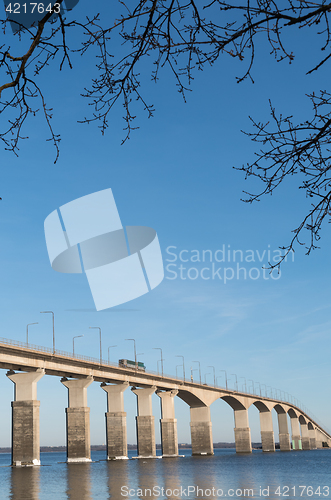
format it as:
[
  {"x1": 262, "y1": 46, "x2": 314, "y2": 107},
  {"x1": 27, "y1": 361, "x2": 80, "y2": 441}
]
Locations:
[
  {"x1": 0, "y1": 336, "x2": 184, "y2": 380},
  {"x1": 0, "y1": 336, "x2": 325, "y2": 431}
]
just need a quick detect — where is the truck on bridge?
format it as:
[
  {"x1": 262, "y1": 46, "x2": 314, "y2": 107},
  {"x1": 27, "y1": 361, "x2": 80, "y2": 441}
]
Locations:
[{"x1": 118, "y1": 359, "x2": 146, "y2": 371}]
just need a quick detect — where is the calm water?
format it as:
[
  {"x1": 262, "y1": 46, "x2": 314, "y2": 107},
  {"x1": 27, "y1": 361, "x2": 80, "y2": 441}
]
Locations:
[{"x1": 0, "y1": 448, "x2": 330, "y2": 500}]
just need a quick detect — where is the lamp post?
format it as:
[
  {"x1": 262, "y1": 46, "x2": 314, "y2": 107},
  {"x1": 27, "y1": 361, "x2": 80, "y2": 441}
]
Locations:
[
  {"x1": 240, "y1": 377, "x2": 247, "y2": 393},
  {"x1": 40, "y1": 311, "x2": 55, "y2": 354},
  {"x1": 231, "y1": 373, "x2": 238, "y2": 391},
  {"x1": 26, "y1": 322, "x2": 38, "y2": 345},
  {"x1": 248, "y1": 380, "x2": 255, "y2": 394},
  {"x1": 176, "y1": 364, "x2": 182, "y2": 379},
  {"x1": 153, "y1": 348, "x2": 163, "y2": 377},
  {"x1": 261, "y1": 384, "x2": 267, "y2": 397},
  {"x1": 108, "y1": 345, "x2": 117, "y2": 364},
  {"x1": 256, "y1": 382, "x2": 262, "y2": 396},
  {"x1": 89, "y1": 327, "x2": 102, "y2": 364},
  {"x1": 175, "y1": 355, "x2": 185, "y2": 382},
  {"x1": 193, "y1": 361, "x2": 201, "y2": 385},
  {"x1": 204, "y1": 373, "x2": 211, "y2": 385},
  {"x1": 73, "y1": 335, "x2": 84, "y2": 356},
  {"x1": 219, "y1": 370, "x2": 228, "y2": 390},
  {"x1": 208, "y1": 366, "x2": 216, "y2": 387},
  {"x1": 125, "y1": 339, "x2": 137, "y2": 369},
  {"x1": 191, "y1": 367, "x2": 198, "y2": 383}
]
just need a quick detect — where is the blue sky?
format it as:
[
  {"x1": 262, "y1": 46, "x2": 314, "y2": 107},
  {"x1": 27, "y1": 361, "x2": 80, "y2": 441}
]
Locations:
[{"x1": 0, "y1": 1, "x2": 330, "y2": 446}]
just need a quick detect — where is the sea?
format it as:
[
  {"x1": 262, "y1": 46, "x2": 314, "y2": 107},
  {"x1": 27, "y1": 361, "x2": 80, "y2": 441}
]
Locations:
[{"x1": 0, "y1": 448, "x2": 330, "y2": 500}]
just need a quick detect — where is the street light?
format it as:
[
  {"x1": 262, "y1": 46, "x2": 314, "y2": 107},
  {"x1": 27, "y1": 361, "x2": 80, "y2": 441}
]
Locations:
[
  {"x1": 231, "y1": 373, "x2": 238, "y2": 391},
  {"x1": 153, "y1": 348, "x2": 163, "y2": 377},
  {"x1": 248, "y1": 380, "x2": 255, "y2": 394},
  {"x1": 157, "y1": 358, "x2": 164, "y2": 375},
  {"x1": 175, "y1": 355, "x2": 185, "y2": 382},
  {"x1": 89, "y1": 327, "x2": 102, "y2": 364},
  {"x1": 73, "y1": 335, "x2": 84, "y2": 356},
  {"x1": 108, "y1": 345, "x2": 117, "y2": 364},
  {"x1": 40, "y1": 311, "x2": 55, "y2": 354},
  {"x1": 125, "y1": 339, "x2": 137, "y2": 369},
  {"x1": 256, "y1": 382, "x2": 262, "y2": 396},
  {"x1": 193, "y1": 361, "x2": 201, "y2": 385},
  {"x1": 219, "y1": 370, "x2": 228, "y2": 390},
  {"x1": 240, "y1": 377, "x2": 247, "y2": 393},
  {"x1": 176, "y1": 364, "x2": 182, "y2": 379},
  {"x1": 26, "y1": 323, "x2": 38, "y2": 344},
  {"x1": 261, "y1": 384, "x2": 267, "y2": 397},
  {"x1": 191, "y1": 367, "x2": 198, "y2": 383},
  {"x1": 208, "y1": 366, "x2": 216, "y2": 387},
  {"x1": 204, "y1": 373, "x2": 211, "y2": 385}
]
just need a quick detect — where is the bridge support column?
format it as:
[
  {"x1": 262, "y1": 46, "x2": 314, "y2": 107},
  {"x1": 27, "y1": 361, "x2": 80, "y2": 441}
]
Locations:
[
  {"x1": 290, "y1": 416, "x2": 302, "y2": 450},
  {"x1": 190, "y1": 406, "x2": 213, "y2": 456},
  {"x1": 157, "y1": 390, "x2": 179, "y2": 457},
  {"x1": 101, "y1": 382, "x2": 129, "y2": 460},
  {"x1": 309, "y1": 428, "x2": 316, "y2": 449},
  {"x1": 234, "y1": 409, "x2": 252, "y2": 453},
  {"x1": 61, "y1": 376, "x2": 93, "y2": 462},
  {"x1": 132, "y1": 387, "x2": 156, "y2": 458},
  {"x1": 316, "y1": 430, "x2": 323, "y2": 449},
  {"x1": 300, "y1": 423, "x2": 311, "y2": 450},
  {"x1": 277, "y1": 413, "x2": 291, "y2": 451},
  {"x1": 7, "y1": 369, "x2": 45, "y2": 466},
  {"x1": 259, "y1": 410, "x2": 275, "y2": 452}
]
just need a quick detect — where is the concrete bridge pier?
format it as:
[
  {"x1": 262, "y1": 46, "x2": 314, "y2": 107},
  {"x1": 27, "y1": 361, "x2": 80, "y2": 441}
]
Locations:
[
  {"x1": 289, "y1": 414, "x2": 302, "y2": 450},
  {"x1": 61, "y1": 376, "x2": 93, "y2": 462},
  {"x1": 157, "y1": 390, "x2": 179, "y2": 457},
  {"x1": 7, "y1": 369, "x2": 45, "y2": 466},
  {"x1": 254, "y1": 402, "x2": 275, "y2": 452},
  {"x1": 259, "y1": 409, "x2": 275, "y2": 452},
  {"x1": 315, "y1": 429, "x2": 324, "y2": 449},
  {"x1": 190, "y1": 406, "x2": 213, "y2": 456},
  {"x1": 276, "y1": 407, "x2": 291, "y2": 451},
  {"x1": 132, "y1": 386, "x2": 157, "y2": 458},
  {"x1": 299, "y1": 418, "x2": 311, "y2": 450},
  {"x1": 308, "y1": 424, "x2": 316, "y2": 449},
  {"x1": 101, "y1": 382, "x2": 129, "y2": 460},
  {"x1": 234, "y1": 409, "x2": 252, "y2": 453}
]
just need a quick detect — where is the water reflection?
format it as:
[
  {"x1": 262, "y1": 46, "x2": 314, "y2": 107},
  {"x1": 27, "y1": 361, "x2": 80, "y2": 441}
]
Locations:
[
  {"x1": 106, "y1": 459, "x2": 130, "y2": 499},
  {"x1": 66, "y1": 463, "x2": 92, "y2": 500},
  {"x1": 160, "y1": 457, "x2": 183, "y2": 500},
  {"x1": 192, "y1": 455, "x2": 218, "y2": 500},
  {"x1": 135, "y1": 459, "x2": 161, "y2": 500},
  {"x1": 10, "y1": 466, "x2": 40, "y2": 500}
]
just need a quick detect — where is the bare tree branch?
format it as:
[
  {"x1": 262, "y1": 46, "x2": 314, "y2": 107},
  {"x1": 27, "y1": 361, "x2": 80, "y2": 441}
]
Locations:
[{"x1": 1, "y1": 1, "x2": 331, "y2": 263}]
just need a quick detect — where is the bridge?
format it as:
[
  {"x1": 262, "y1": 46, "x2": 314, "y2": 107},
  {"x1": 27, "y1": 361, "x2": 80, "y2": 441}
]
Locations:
[{"x1": 0, "y1": 337, "x2": 329, "y2": 466}]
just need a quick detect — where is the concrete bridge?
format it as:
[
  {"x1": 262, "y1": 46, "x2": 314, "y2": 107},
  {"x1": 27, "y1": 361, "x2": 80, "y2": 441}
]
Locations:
[{"x1": 0, "y1": 337, "x2": 330, "y2": 466}]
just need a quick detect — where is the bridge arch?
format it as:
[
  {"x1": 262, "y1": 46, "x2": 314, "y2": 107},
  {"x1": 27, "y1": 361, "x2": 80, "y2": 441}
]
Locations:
[
  {"x1": 288, "y1": 408, "x2": 298, "y2": 418},
  {"x1": 221, "y1": 395, "x2": 246, "y2": 411},
  {"x1": 252, "y1": 401, "x2": 271, "y2": 412},
  {"x1": 273, "y1": 403, "x2": 287, "y2": 414},
  {"x1": 299, "y1": 414, "x2": 307, "y2": 425},
  {"x1": 246, "y1": 399, "x2": 276, "y2": 452},
  {"x1": 298, "y1": 414, "x2": 311, "y2": 450}
]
